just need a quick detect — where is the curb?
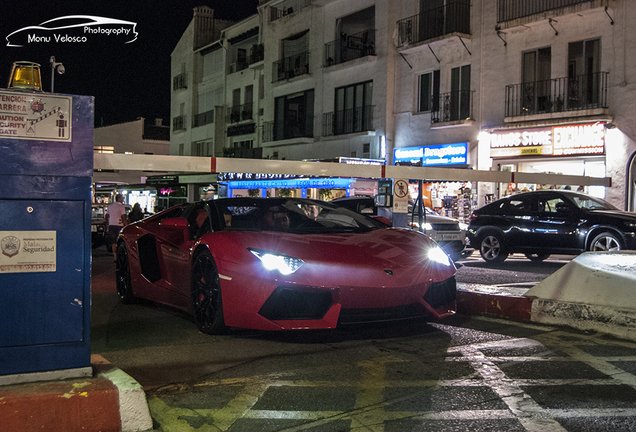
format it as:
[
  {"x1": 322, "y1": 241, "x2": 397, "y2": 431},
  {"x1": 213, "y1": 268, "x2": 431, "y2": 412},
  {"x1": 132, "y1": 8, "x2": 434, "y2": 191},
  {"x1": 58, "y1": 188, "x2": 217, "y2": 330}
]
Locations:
[
  {"x1": 456, "y1": 283, "x2": 534, "y2": 321},
  {"x1": 0, "y1": 355, "x2": 152, "y2": 432}
]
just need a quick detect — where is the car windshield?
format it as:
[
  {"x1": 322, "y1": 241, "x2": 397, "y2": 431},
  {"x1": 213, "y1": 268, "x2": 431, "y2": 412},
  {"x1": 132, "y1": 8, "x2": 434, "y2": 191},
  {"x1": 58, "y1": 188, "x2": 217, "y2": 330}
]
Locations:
[
  {"x1": 570, "y1": 194, "x2": 617, "y2": 210},
  {"x1": 212, "y1": 198, "x2": 386, "y2": 233}
]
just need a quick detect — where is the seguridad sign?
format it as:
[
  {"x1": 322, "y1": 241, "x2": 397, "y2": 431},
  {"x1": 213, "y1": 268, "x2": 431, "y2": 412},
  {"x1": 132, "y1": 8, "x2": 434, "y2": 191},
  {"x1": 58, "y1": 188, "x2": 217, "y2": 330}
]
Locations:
[{"x1": 485, "y1": 122, "x2": 605, "y2": 158}]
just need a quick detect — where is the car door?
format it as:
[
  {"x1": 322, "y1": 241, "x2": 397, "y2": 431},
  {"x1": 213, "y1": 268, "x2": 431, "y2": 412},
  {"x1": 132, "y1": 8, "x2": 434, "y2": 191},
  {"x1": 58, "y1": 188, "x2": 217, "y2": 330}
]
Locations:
[
  {"x1": 501, "y1": 195, "x2": 538, "y2": 250},
  {"x1": 534, "y1": 193, "x2": 584, "y2": 251}
]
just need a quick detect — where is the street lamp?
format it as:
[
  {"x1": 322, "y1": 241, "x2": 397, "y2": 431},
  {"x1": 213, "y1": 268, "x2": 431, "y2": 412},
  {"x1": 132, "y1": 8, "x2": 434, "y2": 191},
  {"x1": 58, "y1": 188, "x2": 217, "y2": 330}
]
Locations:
[{"x1": 50, "y1": 56, "x2": 65, "y2": 93}]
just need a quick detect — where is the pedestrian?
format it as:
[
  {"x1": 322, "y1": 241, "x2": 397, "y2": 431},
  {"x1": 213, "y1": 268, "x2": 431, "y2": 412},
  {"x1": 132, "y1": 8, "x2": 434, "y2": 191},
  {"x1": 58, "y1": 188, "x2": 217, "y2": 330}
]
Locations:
[
  {"x1": 128, "y1": 203, "x2": 144, "y2": 223},
  {"x1": 106, "y1": 194, "x2": 129, "y2": 262}
]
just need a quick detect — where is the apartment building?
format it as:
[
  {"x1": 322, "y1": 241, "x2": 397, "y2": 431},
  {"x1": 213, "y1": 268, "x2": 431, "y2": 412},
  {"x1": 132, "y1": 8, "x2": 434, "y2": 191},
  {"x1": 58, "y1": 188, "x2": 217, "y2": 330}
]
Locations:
[{"x1": 171, "y1": 0, "x2": 636, "y2": 210}]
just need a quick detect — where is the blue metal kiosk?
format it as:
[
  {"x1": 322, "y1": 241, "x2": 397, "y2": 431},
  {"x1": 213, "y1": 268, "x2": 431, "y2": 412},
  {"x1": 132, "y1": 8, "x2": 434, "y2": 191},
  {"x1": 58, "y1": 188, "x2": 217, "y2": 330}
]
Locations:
[{"x1": 0, "y1": 83, "x2": 94, "y2": 377}]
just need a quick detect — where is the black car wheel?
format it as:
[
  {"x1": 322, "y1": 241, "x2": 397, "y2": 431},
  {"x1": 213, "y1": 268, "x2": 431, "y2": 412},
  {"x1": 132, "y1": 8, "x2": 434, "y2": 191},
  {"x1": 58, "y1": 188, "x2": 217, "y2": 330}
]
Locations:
[
  {"x1": 191, "y1": 249, "x2": 226, "y2": 335},
  {"x1": 116, "y1": 242, "x2": 136, "y2": 303},
  {"x1": 590, "y1": 232, "x2": 622, "y2": 252},
  {"x1": 525, "y1": 253, "x2": 550, "y2": 262},
  {"x1": 479, "y1": 232, "x2": 508, "y2": 264}
]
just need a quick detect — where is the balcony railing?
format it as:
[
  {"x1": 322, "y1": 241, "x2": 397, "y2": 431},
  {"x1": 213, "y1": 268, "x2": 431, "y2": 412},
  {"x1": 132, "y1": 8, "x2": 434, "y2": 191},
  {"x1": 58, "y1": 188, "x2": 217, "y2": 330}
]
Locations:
[
  {"x1": 227, "y1": 104, "x2": 253, "y2": 123},
  {"x1": 323, "y1": 106, "x2": 374, "y2": 136},
  {"x1": 431, "y1": 91, "x2": 474, "y2": 124},
  {"x1": 270, "y1": 0, "x2": 311, "y2": 21},
  {"x1": 228, "y1": 44, "x2": 264, "y2": 74},
  {"x1": 193, "y1": 109, "x2": 214, "y2": 128},
  {"x1": 273, "y1": 51, "x2": 309, "y2": 82},
  {"x1": 262, "y1": 118, "x2": 313, "y2": 142},
  {"x1": 497, "y1": 0, "x2": 591, "y2": 22},
  {"x1": 324, "y1": 29, "x2": 376, "y2": 67},
  {"x1": 505, "y1": 72, "x2": 608, "y2": 117},
  {"x1": 396, "y1": 1, "x2": 470, "y2": 48},
  {"x1": 173, "y1": 73, "x2": 186, "y2": 90},
  {"x1": 172, "y1": 115, "x2": 186, "y2": 131}
]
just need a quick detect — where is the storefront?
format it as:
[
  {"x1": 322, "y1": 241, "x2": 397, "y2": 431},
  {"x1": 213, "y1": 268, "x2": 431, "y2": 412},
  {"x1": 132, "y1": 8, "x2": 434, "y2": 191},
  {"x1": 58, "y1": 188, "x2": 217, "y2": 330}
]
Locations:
[
  {"x1": 393, "y1": 142, "x2": 476, "y2": 222},
  {"x1": 481, "y1": 122, "x2": 607, "y2": 199},
  {"x1": 219, "y1": 158, "x2": 385, "y2": 201}
]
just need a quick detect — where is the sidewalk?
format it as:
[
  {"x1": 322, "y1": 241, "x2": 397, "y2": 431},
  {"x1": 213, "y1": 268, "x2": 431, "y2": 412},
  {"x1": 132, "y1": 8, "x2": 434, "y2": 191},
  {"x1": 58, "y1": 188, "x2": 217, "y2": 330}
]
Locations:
[{"x1": 0, "y1": 355, "x2": 152, "y2": 432}]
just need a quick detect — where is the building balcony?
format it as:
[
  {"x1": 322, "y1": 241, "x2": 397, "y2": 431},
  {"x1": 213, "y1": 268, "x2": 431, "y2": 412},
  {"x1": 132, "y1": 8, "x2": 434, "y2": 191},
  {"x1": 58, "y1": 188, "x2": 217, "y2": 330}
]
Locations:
[
  {"x1": 262, "y1": 120, "x2": 313, "y2": 142},
  {"x1": 396, "y1": 1, "x2": 470, "y2": 49},
  {"x1": 322, "y1": 106, "x2": 374, "y2": 136},
  {"x1": 273, "y1": 51, "x2": 309, "y2": 82},
  {"x1": 497, "y1": 0, "x2": 592, "y2": 23},
  {"x1": 227, "y1": 104, "x2": 253, "y2": 124},
  {"x1": 172, "y1": 73, "x2": 187, "y2": 91},
  {"x1": 193, "y1": 109, "x2": 214, "y2": 128},
  {"x1": 270, "y1": 0, "x2": 311, "y2": 21},
  {"x1": 431, "y1": 91, "x2": 474, "y2": 126},
  {"x1": 505, "y1": 72, "x2": 609, "y2": 118},
  {"x1": 172, "y1": 115, "x2": 186, "y2": 132},
  {"x1": 324, "y1": 29, "x2": 376, "y2": 67},
  {"x1": 228, "y1": 44, "x2": 264, "y2": 74}
]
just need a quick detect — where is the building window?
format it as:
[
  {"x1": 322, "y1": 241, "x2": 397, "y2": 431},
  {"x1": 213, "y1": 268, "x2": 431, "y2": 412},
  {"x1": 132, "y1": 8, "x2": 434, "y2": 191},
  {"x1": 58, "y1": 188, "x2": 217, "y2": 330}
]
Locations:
[
  {"x1": 363, "y1": 143, "x2": 370, "y2": 158},
  {"x1": 522, "y1": 47, "x2": 551, "y2": 112},
  {"x1": 418, "y1": 70, "x2": 440, "y2": 112},
  {"x1": 274, "y1": 89, "x2": 314, "y2": 140},
  {"x1": 332, "y1": 81, "x2": 373, "y2": 135},
  {"x1": 178, "y1": 143, "x2": 184, "y2": 156},
  {"x1": 450, "y1": 64, "x2": 471, "y2": 120},
  {"x1": 192, "y1": 141, "x2": 209, "y2": 156}
]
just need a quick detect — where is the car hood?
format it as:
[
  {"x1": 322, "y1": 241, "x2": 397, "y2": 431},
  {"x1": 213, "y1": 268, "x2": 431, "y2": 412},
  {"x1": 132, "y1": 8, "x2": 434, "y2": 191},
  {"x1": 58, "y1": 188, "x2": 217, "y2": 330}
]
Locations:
[{"x1": 209, "y1": 227, "x2": 455, "y2": 286}]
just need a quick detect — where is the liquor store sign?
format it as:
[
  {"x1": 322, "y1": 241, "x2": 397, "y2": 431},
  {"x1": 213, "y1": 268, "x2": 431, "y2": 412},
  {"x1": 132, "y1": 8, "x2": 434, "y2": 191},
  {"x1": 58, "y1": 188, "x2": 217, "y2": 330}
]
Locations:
[
  {"x1": 0, "y1": 91, "x2": 72, "y2": 141},
  {"x1": 486, "y1": 122, "x2": 605, "y2": 158}
]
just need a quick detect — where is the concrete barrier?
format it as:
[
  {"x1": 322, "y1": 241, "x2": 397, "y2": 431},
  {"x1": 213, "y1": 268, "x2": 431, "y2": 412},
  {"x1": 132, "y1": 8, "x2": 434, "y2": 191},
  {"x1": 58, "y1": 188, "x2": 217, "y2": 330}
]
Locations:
[{"x1": 525, "y1": 251, "x2": 636, "y2": 340}]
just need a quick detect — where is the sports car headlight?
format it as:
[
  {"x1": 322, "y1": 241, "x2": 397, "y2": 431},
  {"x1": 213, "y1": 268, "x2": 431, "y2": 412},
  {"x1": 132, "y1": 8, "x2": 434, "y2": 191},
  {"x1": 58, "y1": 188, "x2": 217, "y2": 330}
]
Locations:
[
  {"x1": 249, "y1": 248, "x2": 304, "y2": 275},
  {"x1": 428, "y1": 246, "x2": 451, "y2": 266}
]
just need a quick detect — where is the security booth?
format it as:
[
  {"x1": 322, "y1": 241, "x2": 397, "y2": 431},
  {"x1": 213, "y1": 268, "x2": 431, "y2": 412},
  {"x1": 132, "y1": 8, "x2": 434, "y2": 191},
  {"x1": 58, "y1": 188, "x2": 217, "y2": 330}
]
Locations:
[{"x1": 0, "y1": 62, "x2": 94, "y2": 378}]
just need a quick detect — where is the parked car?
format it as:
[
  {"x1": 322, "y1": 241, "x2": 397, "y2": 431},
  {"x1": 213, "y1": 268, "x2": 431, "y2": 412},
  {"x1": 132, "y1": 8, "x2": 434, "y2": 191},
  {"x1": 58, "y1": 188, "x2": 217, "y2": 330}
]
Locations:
[
  {"x1": 91, "y1": 204, "x2": 108, "y2": 248},
  {"x1": 467, "y1": 190, "x2": 636, "y2": 264},
  {"x1": 115, "y1": 197, "x2": 457, "y2": 334},
  {"x1": 331, "y1": 196, "x2": 469, "y2": 260}
]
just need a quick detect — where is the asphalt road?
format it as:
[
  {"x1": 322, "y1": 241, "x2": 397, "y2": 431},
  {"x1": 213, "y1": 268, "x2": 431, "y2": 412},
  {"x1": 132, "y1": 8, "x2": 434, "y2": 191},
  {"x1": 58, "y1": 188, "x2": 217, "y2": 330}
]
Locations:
[{"x1": 90, "y1": 247, "x2": 636, "y2": 431}]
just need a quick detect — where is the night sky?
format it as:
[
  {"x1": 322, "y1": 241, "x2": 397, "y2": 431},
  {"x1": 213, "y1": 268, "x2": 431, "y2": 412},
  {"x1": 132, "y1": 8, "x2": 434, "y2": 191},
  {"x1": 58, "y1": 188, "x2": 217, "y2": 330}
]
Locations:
[{"x1": 1, "y1": 1, "x2": 258, "y2": 127}]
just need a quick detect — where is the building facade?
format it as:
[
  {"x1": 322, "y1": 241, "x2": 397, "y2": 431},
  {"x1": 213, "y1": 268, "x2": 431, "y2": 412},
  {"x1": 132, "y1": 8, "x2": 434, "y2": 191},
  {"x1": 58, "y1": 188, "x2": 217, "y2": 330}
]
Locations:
[{"x1": 171, "y1": 0, "x2": 636, "y2": 211}]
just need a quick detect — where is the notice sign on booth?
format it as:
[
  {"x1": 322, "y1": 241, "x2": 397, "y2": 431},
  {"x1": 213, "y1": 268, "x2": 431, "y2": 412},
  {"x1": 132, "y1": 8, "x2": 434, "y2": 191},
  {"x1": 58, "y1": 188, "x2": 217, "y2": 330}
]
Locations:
[
  {"x1": 0, "y1": 91, "x2": 72, "y2": 141},
  {"x1": 0, "y1": 231, "x2": 56, "y2": 273},
  {"x1": 393, "y1": 179, "x2": 410, "y2": 213}
]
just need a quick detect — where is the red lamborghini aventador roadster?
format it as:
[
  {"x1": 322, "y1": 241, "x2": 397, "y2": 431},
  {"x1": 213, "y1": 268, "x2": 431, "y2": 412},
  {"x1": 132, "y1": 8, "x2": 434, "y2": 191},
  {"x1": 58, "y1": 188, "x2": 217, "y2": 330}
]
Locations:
[{"x1": 115, "y1": 197, "x2": 457, "y2": 334}]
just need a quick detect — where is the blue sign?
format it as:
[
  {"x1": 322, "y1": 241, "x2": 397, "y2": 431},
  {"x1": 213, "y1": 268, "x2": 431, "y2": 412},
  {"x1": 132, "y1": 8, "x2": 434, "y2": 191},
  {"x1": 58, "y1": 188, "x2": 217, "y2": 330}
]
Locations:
[
  {"x1": 393, "y1": 143, "x2": 468, "y2": 166},
  {"x1": 225, "y1": 177, "x2": 354, "y2": 190}
]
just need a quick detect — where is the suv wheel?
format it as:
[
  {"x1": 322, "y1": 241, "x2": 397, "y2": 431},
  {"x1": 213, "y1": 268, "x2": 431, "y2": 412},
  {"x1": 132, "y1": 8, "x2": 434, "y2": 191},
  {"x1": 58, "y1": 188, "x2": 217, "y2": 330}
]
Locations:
[{"x1": 479, "y1": 232, "x2": 508, "y2": 264}]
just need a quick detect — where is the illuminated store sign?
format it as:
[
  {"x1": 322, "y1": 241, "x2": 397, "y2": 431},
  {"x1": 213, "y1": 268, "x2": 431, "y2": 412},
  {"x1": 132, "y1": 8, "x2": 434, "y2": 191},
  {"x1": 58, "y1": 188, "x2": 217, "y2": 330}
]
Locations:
[
  {"x1": 393, "y1": 143, "x2": 468, "y2": 166},
  {"x1": 487, "y1": 123, "x2": 605, "y2": 158},
  {"x1": 226, "y1": 177, "x2": 354, "y2": 190}
]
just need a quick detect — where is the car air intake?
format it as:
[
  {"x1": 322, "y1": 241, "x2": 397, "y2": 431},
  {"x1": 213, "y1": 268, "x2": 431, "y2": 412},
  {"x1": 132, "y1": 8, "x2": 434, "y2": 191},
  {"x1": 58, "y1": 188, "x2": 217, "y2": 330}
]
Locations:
[
  {"x1": 423, "y1": 277, "x2": 457, "y2": 308},
  {"x1": 259, "y1": 285, "x2": 332, "y2": 320}
]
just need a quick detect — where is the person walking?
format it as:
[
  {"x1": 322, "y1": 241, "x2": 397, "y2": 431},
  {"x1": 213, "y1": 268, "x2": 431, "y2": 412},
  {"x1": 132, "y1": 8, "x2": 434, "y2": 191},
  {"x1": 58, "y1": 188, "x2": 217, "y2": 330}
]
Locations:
[{"x1": 106, "y1": 194, "x2": 129, "y2": 262}]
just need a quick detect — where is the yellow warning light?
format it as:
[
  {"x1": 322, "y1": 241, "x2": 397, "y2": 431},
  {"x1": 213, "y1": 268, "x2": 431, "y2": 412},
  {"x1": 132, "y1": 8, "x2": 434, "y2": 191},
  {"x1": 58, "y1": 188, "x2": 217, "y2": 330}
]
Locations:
[{"x1": 7, "y1": 61, "x2": 42, "y2": 92}]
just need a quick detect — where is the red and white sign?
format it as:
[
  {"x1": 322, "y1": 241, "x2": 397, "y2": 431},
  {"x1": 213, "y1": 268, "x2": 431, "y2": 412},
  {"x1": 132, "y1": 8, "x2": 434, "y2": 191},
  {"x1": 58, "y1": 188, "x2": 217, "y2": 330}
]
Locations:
[{"x1": 393, "y1": 179, "x2": 409, "y2": 213}]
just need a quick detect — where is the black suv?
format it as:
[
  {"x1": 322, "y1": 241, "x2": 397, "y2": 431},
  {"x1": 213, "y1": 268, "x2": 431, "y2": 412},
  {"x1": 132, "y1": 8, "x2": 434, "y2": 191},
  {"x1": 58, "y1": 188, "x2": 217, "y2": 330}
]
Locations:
[{"x1": 467, "y1": 190, "x2": 636, "y2": 264}]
